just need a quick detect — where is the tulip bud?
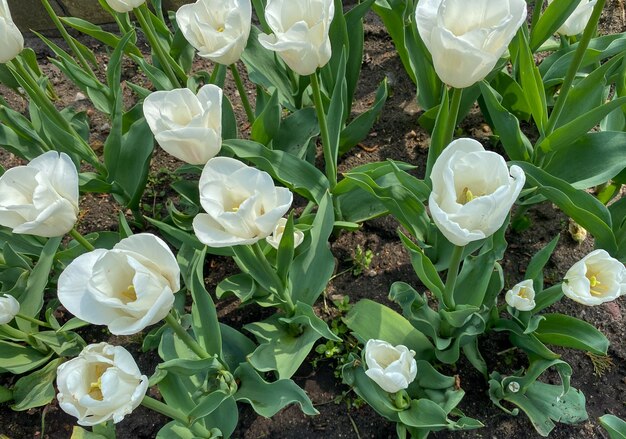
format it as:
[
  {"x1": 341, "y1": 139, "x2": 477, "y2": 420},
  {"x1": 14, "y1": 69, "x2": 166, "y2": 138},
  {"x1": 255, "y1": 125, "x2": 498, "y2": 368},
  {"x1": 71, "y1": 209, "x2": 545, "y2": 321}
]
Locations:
[
  {"x1": 548, "y1": 0, "x2": 597, "y2": 36},
  {"x1": 364, "y1": 339, "x2": 417, "y2": 394},
  {"x1": 56, "y1": 342, "x2": 149, "y2": 426},
  {"x1": 265, "y1": 218, "x2": 304, "y2": 250},
  {"x1": 505, "y1": 280, "x2": 536, "y2": 312},
  {"x1": 104, "y1": 0, "x2": 145, "y2": 13},
  {"x1": 415, "y1": 0, "x2": 527, "y2": 88},
  {"x1": 0, "y1": 0, "x2": 23, "y2": 64},
  {"x1": 0, "y1": 294, "x2": 19, "y2": 324},
  {"x1": 258, "y1": 0, "x2": 334, "y2": 76},
  {"x1": 143, "y1": 85, "x2": 223, "y2": 165},
  {"x1": 562, "y1": 249, "x2": 626, "y2": 306},
  {"x1": 176, "y1": 0, "x2": 252, "y2": 65},
  {"x1": 568, "y1": 219, "x2": 588, "y2": 244},
  {"x1": 193, "y1": 157, "x2": 293, "y2": 247},
  {"x1": 428, "y1": 138, "x2": 525, "y2": 246},
  {"x1": 58, "y1": 233, "x2": 181, "y2": 335},
  {"x1": 0, "y1": 151, "x2": 79, "y2": 238}
]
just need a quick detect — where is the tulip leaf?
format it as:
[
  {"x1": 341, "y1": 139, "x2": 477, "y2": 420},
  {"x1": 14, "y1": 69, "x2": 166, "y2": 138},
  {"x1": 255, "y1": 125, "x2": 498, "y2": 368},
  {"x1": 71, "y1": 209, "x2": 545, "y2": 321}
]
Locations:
[
  {"x1": 156, "y1": 421, "x2": 203, "y2": 439},
  {"x1": 234, "y1": 362, "x2": 317, "y2": 417},
  {"x1": 398, "y1": 399, "x2": 449, "y2": 429},
  {"x1": 525, "y1": 235, "x2": 560, "y2": 292},
  {"x1": 344, "y1": 299, "x2": 434, "y2": 360},
  {"x1": 478, "y1": 80, "x2": 532, "y2": 161},
  {"x1": 534, "y1": 313, "x2": 609, "y2": 355},
  {"x1": 398, "y1": 234, "x2": 444, "y2": 301},
  {"x1": 0, "y1": 106, "x2": 48, "y2": 161},
  {"x1": 276, "y1": 213, "x2": 295, "y2": 284},
  {"x1": 599, "y1": 414, "x2": 626, "y2": 439},
  {"x1": 514, "y1": 162, "x2": 617, "y2": 253},
  {"x1": 216, "y1": 273, "x2": 260, "y2": 303},
  {"x1": 223, "y1": 139, "x2": 329, "y2": 205},
  {"x1": 251, "y1": 89, "x2": 280, "y2": 146},
  {"x1": 71, "y1": 426, "x2": 110, "y2": 439},
  {"x1": 10, "y1": 358, "x2": 63, "y2": 411},
  {"x1": 31, "y1": 331, "x2": 85, "y2": 357},
  {"x1": 0, "y1": 340, "x2": 52, "y2": 374},
  {"x1": 189, "y1": 247, "x2": 222, "y2": 358},
  {"x1": 274, "y1": 107, "x2": 319, "y2": 159},
  {"x1": 219, "y1": 323, "x2": 257, "y2": 371},
  {"x1": 453, "y1": 250, "x2": 497, "y2": 307},
  {"x1": 188, "y1": 390, "x2": 231, "y2": 423},
  {"x1": 517, "y1": 31, "x2": 548, "y2": 134},
  {"x1": 529, "y1": 0, "x2": 583, "y2": 51},
  {"x1": 289, "y1": 192, "x2": 335, "y2": 306}
]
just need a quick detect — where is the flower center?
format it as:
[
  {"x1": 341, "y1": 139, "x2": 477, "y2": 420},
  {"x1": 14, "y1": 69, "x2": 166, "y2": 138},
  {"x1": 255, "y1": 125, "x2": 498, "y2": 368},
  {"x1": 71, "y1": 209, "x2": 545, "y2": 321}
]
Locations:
[
  {"x1": 120, "y1": 285, "x2": 137, "y2": 303},
  {"x1": 587, "y1": 274, "x2": 606, "y2": 297},
  {"x1": 88, "y1": 364, "x2": 108, "y2": 401},
  {"x1": 216, "y1": 25, "x2": 225, "y2": 32},
  {"x1": 460, "y1": 187, "x2": 478, "y2": 204},
  {"x1": 517, "y1": 287, "x2": 530, "y2": 299}
]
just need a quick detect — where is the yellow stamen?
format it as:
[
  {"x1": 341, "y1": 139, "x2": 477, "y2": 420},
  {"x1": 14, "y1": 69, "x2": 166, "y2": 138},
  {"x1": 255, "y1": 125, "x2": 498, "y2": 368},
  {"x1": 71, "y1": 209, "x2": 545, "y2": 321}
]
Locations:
[
  {"x1": 518, "y1": 287, "x2": 529, "y2": 299},
  {"x1": 461, "y1": 187, "x2": 476, "y2": 204},
  {"x1": 121, "y1": 285, "x2": 137, "y2": 303},
  {"x1": 217, "y1": 26, "x2": 225, "y2": 32},
  {"x1": 88, "y1": 365, "x2": 108, "y2": 401}
]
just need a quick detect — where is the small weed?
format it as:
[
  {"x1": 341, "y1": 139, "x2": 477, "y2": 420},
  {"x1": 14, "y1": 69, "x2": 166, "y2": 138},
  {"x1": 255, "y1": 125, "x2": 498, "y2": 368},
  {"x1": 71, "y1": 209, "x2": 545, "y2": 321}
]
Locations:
[
  {"x1": 351, "y1": 245, "x2": 373, "y2": 276},
  {"x1": 586, "y1": 352, "x2": 613, "y2": 377}
]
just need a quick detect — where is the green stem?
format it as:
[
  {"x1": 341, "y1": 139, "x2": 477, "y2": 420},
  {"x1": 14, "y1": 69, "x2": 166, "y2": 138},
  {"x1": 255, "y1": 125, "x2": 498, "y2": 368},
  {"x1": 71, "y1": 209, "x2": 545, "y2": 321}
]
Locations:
[
  {"x1": 309, "y1": 72, "x2": 337, "y2": 189},
  {"x1": 164, "y1": 313, "x2": 210, "y2": 359},
  {"x1": 229, "y1": 63, "x2": 255, "y2": 125},
  {"x1": 442, "y1": 246, "x2": 464, "y2": 310},
  {"x1": 40, "y1": 0, "x2": 97, "y2": 78},
  {"x1": 251, "y1": 242, "x2": 295, "y2": 314},
  {"x1": 544, "y1": 0, "x2": 605, "y2": 136},
  {"x1": 530, "y1": 0, "x2": 544, "y2": 34},
  {"x1": 134, "y1": 5, "x2": 181, "y2": 88},
  {"x1": 0, "y1": 324, "x2": 30, "y2": 340},
  {"x1": 15, "y1": 313, "x2": 51, "y2": 328},
  {"x1": 209, "y1": 63, "x2": 225, "y2": 85},
  {"x1": 443, "y1": 87, "x2": 463, "y2": 147},
  {"x1": 8, "y1": 58, "x2": 103, "y2": 170},
  {"x1": 69, "y1": 228, "x2": 95, "y2": 252},
  {"x1": 141, "y1": 396, "x2": 212, "y2": 436}
]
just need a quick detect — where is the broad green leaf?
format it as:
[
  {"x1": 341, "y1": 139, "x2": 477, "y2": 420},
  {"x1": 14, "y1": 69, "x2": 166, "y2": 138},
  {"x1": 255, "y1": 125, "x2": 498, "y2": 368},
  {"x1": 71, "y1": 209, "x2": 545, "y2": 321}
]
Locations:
[
  {"x1": 11, "y1": 358, "x2": 63, "y2": 411},
  {"x1": 535, "y1": 313, "x2": 609, "y2": 355},
  {"x1": 188, "y1": 390, "x2": 231, "y2": 422},
  {"x1": 219, "y1": 323, "x2": 256, "y2": 371},
  {"x1": 599, "y1": 414, "x2": 626, "y2": 439},
  {"x1": 525, "y1": 235, "x2": 560, "y2": 291},
  {"x1": 0, "y1": 340, "x2": 52, "y2": 374},
  {"x1": 517, "y1": 31, "x2": 548, "y2": 134},
  {"x1": 344, "y1": 299, "x2": 434, "y2": 360},
  {"x1": 398, "y1": 399, "x2": 448, "y2": 429},
  {"x1": 234, "y1": 363, "x2": 318, "y2": 417},
  {"x1": 251, "y1": 89, "x2": 280, "y2": 146},
  {"x1": 273, "y1": 107, "x2": 319, "y2": 159},
  {"x1": 398, "y1": 234, "x2": 444, "y2": 300},
  {"x1": 61, "y1": 17, "x2": 142, "y2": 56},
  {"x1": 529, "y1": 0, "x2": 583, "y2": 51}
]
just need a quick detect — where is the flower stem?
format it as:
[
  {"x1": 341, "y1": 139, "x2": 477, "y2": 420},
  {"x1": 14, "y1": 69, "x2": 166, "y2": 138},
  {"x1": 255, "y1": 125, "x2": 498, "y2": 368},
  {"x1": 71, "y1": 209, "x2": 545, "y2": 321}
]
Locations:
[
  {"x1": 209, "y1": 63, "x2": 225, "y2": 85},
  {"x1": 40, "y1": 0, "x2": 97, "y2": 79},
  {"x1": 229, "y1": 63, "x2": 255, "y2": 125},
  {"x1": 68, "y1": 228, "x2": 95, "y2": 252},
  {"x1": 15, "y1": 313, "x2": 51, "y2": 328},
  {"x1": 164, "y1": 313, "x2": 210, "y2": 359},
  {"x1": 251, "y1": 242, "x2": 295, "y2": 314},
  {"x1": 443, "y1": 87, "x2": 463, "y2": 147},
  {"x1": 0, "y1": 324, "x2": 29, "y2": 340},
  {"x1": 309, "y1": 72, "x2": 337, "y2": 189},
  {"x1": 544, "y1": 0, "x2": 605, "y2": 136},
  {"x1": 141, "y1": 395, "x2": 212, "y2": 437},
  {"x1": 442, "y1": 245, "x2": 464, "y2": 310},
  {"x1": 134, "y1": 5, "x2": 182, "y2": 88}
]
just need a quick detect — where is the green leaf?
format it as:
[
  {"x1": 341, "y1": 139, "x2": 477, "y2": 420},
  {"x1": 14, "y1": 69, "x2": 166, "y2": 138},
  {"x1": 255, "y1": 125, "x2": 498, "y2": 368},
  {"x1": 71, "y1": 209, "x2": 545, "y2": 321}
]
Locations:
[
  {"x1": 273, "y1": 107, "x2": 319, "y2": 159},
  {"x1": 398, "y1": 399, "x2": 449, "y2": 429},
  {"x1": 517, "y1": 31, "x2": 548, "y2": 134},
  {"x1": 188, "y1": 390, "x2": 231, "y2": 422},
  {"x1": 251, "y1": 89, "x2": 280, "y2": 146},
  {"x1": 535, "y1": 313, "x2": 609, "y2": 355},
  {"x1": 11, "y1": 358, "x2": 63, "y2": 411},
  {"x1": 223, "y1": 139, "x2": 329, "y2": 205},
  {"x1": 0, "y1": 340, "x2": 52, "y2": 374},
  {"x1": 344, "y1": 299, "x2": 434, "y2": 360},
  {"x1": 529, "y1": 0, "x2": 583, "y2": 51},
  {"x1": 599, "y1": 414, "x2": 626, "y2": 439},
  {"x1": 398, "y1": 234, "x2": 444, "y2": 300},
  {"x1": 219, "y1": 323, "x2": 256, "y2": 371},
  {"x1": 525, "y1": 235, "x2": 560, "y2": 291},
  {"x1": 234, "y1": 363, "x2": 318, "y2": 417},
  {"x1": 61, "y1": 17, "x2": 141, "y2": 56}
]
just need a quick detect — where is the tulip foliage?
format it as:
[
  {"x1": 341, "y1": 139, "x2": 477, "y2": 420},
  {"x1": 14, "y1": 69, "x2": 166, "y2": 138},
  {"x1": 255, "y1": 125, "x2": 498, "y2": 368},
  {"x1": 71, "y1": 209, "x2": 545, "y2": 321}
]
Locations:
[{"x1": 0, "y1": 0, "x2": 625, "y2": 438}]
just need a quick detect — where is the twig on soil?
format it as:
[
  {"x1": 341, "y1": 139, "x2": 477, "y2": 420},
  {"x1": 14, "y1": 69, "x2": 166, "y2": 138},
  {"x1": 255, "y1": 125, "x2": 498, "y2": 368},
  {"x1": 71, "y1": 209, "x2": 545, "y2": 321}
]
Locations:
[
  {"x1": 347, "y1": 411, "x2": 363, "y2": 439},
  {"x1": 357, "y1": 142, "x2": 379, "y2": 152}
]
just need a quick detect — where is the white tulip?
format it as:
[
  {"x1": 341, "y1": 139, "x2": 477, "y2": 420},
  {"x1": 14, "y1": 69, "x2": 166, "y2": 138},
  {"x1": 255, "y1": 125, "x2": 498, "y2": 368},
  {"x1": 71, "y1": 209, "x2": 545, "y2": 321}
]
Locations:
[
  {"x1": 104, "y1": 0, "x2": 145, "y2": 13},
  {"x1": 548, "y1": 0, "x2": 597, "y2": 36},
  {"x1": 364, "y1": 339, "x2": 417, "y2": 394},
  {"x1": 505, "y1": 279, "x2": 536, "y2": 311},
  {"x1": 415, "y1": 0, "x2": 527, "y2": 88},
  {"x1": 258, "y1": 0, "x2": 334, "y2": 76},
  {"x1": 176, "y1": 0, "x2": 252, "y2": 65},
  {"x1": 0, "y1": 0, "x2": 23, "y2": 64},
  {"x1": 0, "y1": 151, "x2": 79, "y2": 238},
  {"x1": 429, "y1": 138, "x2": 525, "y2": 246},
  {"x1": 143, "y1": 85, "x2": 222, "y2": 165},
  {"x1": 562, "y1": 249, "x2": 626, "y2": 306},
  {"x1": 0, "y1": 294, "x2": 19, "y2": 325},
  {"x1": 58, "y1": 234, "x2": 180, "y2": 335},
  {"x1": 56, "y1": 342, "x2": 149, "y2": 426},
  {"x1": 193, "y1": 157, "x2": 293, "y2": 247},
  {"x1": 265, "y1": 218, "x2": 305, "y2": 250}
]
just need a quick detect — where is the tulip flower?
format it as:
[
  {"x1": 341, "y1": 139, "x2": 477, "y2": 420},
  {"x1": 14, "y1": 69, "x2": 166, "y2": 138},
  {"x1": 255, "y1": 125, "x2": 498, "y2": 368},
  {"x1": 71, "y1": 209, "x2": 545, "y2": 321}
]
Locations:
[
  {"x1": 0, "y1": 151, "x2": 79, "y2": 238},
  {"x1": 104, "y1": 0, "x2": 145, "y2": 13},
  {"x1": 415, "y1": 0, "x2": 527, "y2": 88},
  {"x1": 0, "y1": 294, "x2": 19, "y2": 325},
  {"x1": 429, "y1": 138, "x2": 525, "y2": 246},
  {"x1": 505, "y1": 280, "x2": 536, "y2": 311},
  {"x1": 258, "y1": 0, "x2": 334, "y2": 76},
  {"x1": 0, "y1": 0, "x2": 23, "y2": 64},
  {"x1": 193, "y1": 157, "x2": 293, "y2": 247},
  {"x1": 56, "y1": 342, "x2": 149, "y2": 426},
  {"x1": 58, "y1": 234, "x2": 180, "y2": 335},
  {"x1": 364, "y1": 339, "x2": 417, "y2": 394},
  {"x1": 265, "y1": 218, "x2": 305, "y2": 250},
  {"x1": 548, "y1": 0, "x2": 597, "y2": 36},
  {"x1": 562, "y1": 249, "x2": 626, "y2": 306},
  {"x1": 176, "y1": 0, "x2": 252, "y2": 65},
  {"x1": 143, "y1": 85, "x2": 222, "y2": 165}
]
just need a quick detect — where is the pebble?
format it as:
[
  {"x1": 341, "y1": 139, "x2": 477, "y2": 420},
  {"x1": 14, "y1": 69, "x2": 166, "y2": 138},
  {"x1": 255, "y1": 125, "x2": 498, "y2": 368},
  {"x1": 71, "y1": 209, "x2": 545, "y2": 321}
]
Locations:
[
  {"x1": 74, "y1": 92, "x2": 86, "y2": 101},
  {"x1": 604, "y1": 302, "x2": 622, "y2": 321}
]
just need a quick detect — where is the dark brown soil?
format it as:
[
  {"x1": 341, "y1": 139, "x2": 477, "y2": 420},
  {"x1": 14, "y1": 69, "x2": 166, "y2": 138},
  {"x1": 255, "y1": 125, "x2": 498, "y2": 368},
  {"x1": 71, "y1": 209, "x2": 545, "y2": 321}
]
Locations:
[{"x1": 1, "y1": 2, "x2": 626, "y2": 438}]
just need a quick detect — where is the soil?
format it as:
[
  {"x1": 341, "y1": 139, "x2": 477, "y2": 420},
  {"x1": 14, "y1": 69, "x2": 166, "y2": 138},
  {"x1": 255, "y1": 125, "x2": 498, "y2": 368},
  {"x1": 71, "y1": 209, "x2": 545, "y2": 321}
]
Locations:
[{"x1": 1, "y1": 2, "x2": 626, "y2": 438}]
